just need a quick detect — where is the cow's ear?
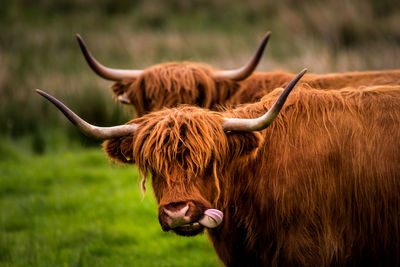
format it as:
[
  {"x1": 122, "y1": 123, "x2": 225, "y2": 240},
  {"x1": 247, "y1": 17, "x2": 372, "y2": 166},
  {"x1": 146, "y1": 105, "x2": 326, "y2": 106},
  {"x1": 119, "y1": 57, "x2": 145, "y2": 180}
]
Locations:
[
  {"x1": 102, "y1": 136, "x2": 135, "y2": 164},
  {"x1": 226, "y1": 132, "x2": 264, "y2": 160}
]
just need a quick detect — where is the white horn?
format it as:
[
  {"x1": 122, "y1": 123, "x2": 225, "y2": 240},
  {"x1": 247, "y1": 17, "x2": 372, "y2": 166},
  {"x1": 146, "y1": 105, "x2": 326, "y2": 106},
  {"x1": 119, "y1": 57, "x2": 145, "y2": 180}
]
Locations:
[
  {"x1": 76, "y1": 34, "x2": 143, "y2": 81},
  {"x1": 36, "y1": 89, "x2": 138, "y2": 139},
  {"x1": 213, "y1": 32, "x2": 271, "y2": 81},
  {"x1": 221, "y1": 68, "x2": 307, "y2": 131}
]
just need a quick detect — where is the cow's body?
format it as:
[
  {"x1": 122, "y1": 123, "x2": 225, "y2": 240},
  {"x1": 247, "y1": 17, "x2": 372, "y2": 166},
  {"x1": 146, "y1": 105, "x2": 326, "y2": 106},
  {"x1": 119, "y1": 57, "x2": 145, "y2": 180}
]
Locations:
[{"x1": 38, "y1": 81, "x2": 400, "y2": 266}]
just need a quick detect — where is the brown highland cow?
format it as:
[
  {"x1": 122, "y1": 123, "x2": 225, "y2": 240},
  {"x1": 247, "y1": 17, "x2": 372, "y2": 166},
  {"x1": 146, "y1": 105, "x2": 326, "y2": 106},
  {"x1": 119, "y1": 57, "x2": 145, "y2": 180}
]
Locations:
[
  {"x1": 37, "y1": 70, "x2": 400, "y2": 266},
  {"x1": 77, "y1": 34, "x2": 400, "y2": 116}
]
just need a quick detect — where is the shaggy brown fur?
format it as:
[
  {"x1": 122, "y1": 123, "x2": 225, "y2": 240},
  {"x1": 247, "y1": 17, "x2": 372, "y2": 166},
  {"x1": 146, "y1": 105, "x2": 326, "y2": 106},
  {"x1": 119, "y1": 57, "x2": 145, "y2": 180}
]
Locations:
[
  {"x1": 111, "y1": 64, "x2": 400, "y2": 116},
  {"x1": 103, "y1": 85, "x2": 400, "y2": 266},
  {"x1": 229, "y1": 69, "x2": 400, "y2": 104},
  {"x1": 112, "y1": 62, "x2": 239, "y2": 116}
]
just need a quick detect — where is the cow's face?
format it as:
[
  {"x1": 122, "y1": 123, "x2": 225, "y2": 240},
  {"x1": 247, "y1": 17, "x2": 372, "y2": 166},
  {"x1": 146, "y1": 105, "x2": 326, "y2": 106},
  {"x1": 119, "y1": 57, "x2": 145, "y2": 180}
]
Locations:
[
  {"x1": 103, "y1": 107, "x2": 263, "y2": 236},
  {"x1": 111, "y1": 62, "x2": 238, "y2": 117}
]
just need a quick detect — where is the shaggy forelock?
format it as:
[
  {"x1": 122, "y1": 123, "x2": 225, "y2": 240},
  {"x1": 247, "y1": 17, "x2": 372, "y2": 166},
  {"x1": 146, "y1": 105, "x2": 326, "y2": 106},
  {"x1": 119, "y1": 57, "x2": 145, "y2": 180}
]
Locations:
[
  {"x1": 130, "y1": 62, "x2": 218, "y2": 115},
  {"x1": 132, "y1": 106, "x2": 228, "y2": 183}
]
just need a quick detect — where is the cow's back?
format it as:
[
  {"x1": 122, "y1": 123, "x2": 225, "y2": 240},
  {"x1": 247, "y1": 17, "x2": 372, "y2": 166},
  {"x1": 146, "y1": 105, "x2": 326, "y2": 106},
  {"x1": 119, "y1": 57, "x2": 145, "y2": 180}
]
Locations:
[{"x1": 228, "y1": 70, "x2": 400, "y2": 107}]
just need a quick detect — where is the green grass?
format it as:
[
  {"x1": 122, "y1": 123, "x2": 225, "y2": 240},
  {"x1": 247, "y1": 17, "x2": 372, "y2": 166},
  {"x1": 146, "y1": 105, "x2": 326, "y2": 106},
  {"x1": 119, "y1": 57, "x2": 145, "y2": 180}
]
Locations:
[{"x1": 0, "y1": 139, "x2": 220, "y2": 266}]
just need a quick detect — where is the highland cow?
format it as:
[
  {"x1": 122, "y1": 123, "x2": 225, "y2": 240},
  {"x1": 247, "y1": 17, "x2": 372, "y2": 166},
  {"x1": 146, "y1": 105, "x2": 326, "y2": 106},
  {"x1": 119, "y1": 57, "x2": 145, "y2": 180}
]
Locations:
[
  {"x1": 37, "y1": 70, "x2": 400, "y2": 266},
  {"x1": 76, "y1": 33, "x2": 270, "y2": 116},
  {"x1": 77, "y1": 34, "x2": 400, "y2": 116}
]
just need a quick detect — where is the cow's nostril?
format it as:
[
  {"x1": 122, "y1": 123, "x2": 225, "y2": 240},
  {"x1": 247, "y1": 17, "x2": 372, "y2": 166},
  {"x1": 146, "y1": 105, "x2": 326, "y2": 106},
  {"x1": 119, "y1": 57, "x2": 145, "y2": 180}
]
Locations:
[
  {"x1": 162, "y1": 203, "x2": 191, "y2": 228},
  {"x1": 164, "y1": 203, "x2": 189, "y2": 219}
]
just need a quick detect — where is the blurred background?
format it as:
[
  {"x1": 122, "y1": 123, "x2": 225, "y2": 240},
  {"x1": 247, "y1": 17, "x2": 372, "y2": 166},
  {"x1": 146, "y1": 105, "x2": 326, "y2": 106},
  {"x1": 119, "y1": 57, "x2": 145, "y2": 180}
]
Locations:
[{"x1": 0, "y1": 0, "x2": 399, "y2": 266}]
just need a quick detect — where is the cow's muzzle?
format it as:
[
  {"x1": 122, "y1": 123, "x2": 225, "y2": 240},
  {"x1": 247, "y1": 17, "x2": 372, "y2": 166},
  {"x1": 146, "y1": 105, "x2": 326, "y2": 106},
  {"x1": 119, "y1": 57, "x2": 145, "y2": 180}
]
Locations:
[{"x1": 159, "y1": 201, "x2": 223, "y2": 236}]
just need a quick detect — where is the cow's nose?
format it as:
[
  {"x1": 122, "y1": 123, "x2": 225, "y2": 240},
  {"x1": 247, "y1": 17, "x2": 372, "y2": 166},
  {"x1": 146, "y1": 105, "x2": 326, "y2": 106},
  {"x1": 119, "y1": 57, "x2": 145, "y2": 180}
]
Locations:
[{"x1": 163, "y1": 203, "x2": 191, "y2": 228}]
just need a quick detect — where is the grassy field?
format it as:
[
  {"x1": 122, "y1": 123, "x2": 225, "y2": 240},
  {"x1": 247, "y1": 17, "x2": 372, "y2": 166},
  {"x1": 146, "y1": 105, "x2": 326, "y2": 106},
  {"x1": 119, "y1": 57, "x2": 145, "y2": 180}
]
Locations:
[{"x1": 0, "y1": 139, "x2": 219, "y2": 266}]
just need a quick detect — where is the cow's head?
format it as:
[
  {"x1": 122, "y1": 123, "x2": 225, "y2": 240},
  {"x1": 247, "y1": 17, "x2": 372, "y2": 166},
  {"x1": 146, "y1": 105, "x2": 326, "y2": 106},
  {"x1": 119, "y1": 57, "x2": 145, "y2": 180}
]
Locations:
[
  {"x1": 37, "y1": 69, "x2": 306, "y2": 236},
  {"x1": 76, "y1": 33, "x2": 271, "y2": 116}
]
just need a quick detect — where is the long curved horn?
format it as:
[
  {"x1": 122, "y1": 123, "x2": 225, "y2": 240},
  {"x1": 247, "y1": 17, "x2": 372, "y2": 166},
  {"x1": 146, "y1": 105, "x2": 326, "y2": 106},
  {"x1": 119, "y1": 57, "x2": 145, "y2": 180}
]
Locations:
[
  {"x1": 76, "y1": 34, "x2": 143, "y2": 81},
  {"x1": 213, "y1": 32, "x2": 271, "y2": 81},
  {"x1": 221, "y1": 68, "x2": 307, "y2": 131},
  {"x1": 36, "y1": 89, "x2": 138, "y2": 139}
]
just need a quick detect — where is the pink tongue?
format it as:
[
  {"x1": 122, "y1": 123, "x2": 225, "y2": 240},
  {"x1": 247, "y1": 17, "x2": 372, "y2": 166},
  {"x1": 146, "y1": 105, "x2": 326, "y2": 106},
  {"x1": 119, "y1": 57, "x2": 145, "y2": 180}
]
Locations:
[{"x1": 204, "y1": 209, "x2": 224, "y2": 225}]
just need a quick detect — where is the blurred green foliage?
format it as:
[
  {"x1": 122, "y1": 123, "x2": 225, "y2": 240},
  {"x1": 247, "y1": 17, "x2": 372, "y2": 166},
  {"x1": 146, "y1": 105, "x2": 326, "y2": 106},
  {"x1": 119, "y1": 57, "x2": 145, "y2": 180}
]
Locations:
[{"x1": 1, "y1": 0, "x2": 400, "y2": 140}]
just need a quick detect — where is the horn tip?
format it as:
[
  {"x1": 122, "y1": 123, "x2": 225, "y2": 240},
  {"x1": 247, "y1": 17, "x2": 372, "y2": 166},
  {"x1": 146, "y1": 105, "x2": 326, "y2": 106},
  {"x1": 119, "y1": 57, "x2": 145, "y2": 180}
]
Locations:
[
  {"x1": 35, "y1": 89, "x2": 53, "y2": 101},
  {"x1": 300, "y1": 68, "x2": 308, "y2": 76},
  {"x1": 261, "y1": 32, "x2": 271, "y2": 45},
  {"x1": 75, "y1": 33, "x2": 83, "y2": 42},
  {"x1": 35, "y1": 89, "x2": 45, "y2": 95},
  {"x1": 75, "y1": 34, "x2": 87, "y2": 49}
]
